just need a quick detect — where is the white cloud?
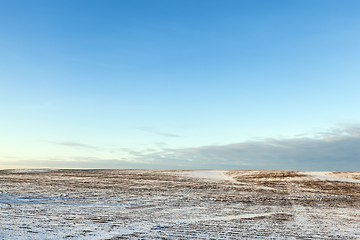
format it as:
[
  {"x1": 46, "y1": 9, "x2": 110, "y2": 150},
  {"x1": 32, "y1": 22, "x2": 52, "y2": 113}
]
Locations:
[
  {"x1": 133, "y1": 126, "x2": 360, "y2": 171},
  {"x1": 3, "y1": 126, "x2": 360, "y2": 171}
]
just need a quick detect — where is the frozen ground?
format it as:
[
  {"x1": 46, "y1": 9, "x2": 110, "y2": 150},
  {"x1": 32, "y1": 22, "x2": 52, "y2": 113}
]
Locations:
[
  {"x1": 304, "y1": 171, "x2": 360, "y2": 184},
  {"x1": 0, "y1": 169, "x2": 359, "y2": 239},
  {"x1": 174, "y1": 170, "x2": 233, "y2": 181}
]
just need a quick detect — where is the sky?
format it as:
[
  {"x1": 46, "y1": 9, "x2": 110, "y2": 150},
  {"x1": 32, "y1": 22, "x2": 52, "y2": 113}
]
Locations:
[{"x1": 1, "y1": 0, "x2": 360, "y2": 170}]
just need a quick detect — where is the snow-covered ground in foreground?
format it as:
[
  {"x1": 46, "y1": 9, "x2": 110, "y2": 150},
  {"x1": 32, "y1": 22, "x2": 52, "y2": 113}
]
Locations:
[{"x1": 0, "y1": 169, "x2": 359, "y2": 239}]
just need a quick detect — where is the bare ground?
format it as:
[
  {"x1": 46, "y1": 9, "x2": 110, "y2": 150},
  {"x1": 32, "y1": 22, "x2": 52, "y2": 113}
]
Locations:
[{"x1": 0, "y1": 169, "x2": 359, "y2": 239}]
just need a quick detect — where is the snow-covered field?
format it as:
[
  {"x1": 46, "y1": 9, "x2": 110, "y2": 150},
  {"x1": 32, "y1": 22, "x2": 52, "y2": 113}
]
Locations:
[{"x1": 0, "y1": 169, "x2": 359, "y2": 239}]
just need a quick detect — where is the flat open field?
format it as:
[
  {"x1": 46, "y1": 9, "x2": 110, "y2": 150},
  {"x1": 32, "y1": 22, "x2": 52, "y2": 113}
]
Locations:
[{"x1": 1, "y1": 169, "x2": 360, "y2": 239}]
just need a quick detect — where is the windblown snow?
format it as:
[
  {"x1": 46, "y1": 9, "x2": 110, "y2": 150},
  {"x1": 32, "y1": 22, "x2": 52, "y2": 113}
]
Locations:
[{"x1": 0, "y1": 169, "x2": 359, "y2": 239}]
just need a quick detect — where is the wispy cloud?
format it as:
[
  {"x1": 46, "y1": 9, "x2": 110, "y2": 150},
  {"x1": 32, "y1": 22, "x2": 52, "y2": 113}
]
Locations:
[
  {"x1": 47, "y1": 141, "x2": 99, "y2": 150},
  {"x1": 135, "y1": 127, "x2": 181, "y2": 138},
  {"x1": 159, "y1": 133, "x2": 181, "y2": 137},
  {"x1": 155, "y1": 142, "x2": 167, "y2": 147}
]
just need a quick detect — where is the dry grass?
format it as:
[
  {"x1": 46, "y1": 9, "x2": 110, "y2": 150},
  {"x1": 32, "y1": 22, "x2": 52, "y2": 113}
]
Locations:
[{"x1": 1, "y1": 169, "x2": 360, "y2": 239}]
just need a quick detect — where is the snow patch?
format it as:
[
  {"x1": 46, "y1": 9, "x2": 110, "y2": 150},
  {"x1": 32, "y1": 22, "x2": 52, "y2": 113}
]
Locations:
[
  {"x1": 175, "y1": 170, "x2": 233, "y2": 181},
  {"x1": 304, "y1": 171, "x2": 360, "y2": 183}
]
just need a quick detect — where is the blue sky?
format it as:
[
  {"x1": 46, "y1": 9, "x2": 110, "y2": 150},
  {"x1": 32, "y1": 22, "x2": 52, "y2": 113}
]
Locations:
[{"x1": 1, "y1": 0, "x2": 360, "y2": 170}]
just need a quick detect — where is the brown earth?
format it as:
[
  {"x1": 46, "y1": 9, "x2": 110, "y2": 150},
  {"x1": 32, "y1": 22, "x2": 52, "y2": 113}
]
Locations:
[{"x1": 0, "y1": 169, "x2": 359, "y2": 239}]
